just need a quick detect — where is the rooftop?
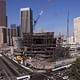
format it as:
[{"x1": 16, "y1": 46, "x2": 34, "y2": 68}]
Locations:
[{"x1": 20, "y1": 8, "x2": 30, "y2": 11}]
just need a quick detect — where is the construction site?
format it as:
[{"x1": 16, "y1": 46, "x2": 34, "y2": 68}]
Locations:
[
  {"x1": 23, "y1": 32, "x2": 56, "y2": 54},
  {"x1": 12, "y1": 31, "x2": 69, "y2": 71},
  {"x1": 0, "y1": 0, "x2": 76, "y2": 79},
  {"x1": 13, "y1": 1, "x2": 70, "y2": 70}
]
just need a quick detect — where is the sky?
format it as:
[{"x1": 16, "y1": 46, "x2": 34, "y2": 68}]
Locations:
[{"x1": 6, "y1": 0, "x2": 80, "y2": 36}]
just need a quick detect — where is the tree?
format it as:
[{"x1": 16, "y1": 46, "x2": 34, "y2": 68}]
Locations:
[{"x1": 71, "y1": 58, "x2": 80, "y2": 80}]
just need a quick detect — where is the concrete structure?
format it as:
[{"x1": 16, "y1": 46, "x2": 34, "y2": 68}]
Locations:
[
  {"x1": 13, "y1": 37, "x2": 24, "y2": 49},
  {"x1": 0, "y1": 0, "x2": 6, "y2": 26},
  {"x1": 10, "y1": 24, "x2": 17, "y2": 37},
  {"x1": 8, "y1": 24, "x2": 17, "y2": 46},
  {"x1": 20, "y1": 8, "x2": 33, "y2": 36},
  {"x1": 0, "y1": 0, "x2": 7, "y2": 47},
  {"x1": 17, "y1": 25, "x2": 21, "y2": 37},
  {"x1": 74, "y1": 17, "x2": 80, "y2": 44},
  {"x1": 23, "y1": 32, "x2": 56, "y2": 54},
  {"x1": 68, "y1": 36, "x2": 74, "y2": 44},
  {"x1": 0, "y1": 27, "x2": 7, "y2": 47},
  {"x1": 35, "y1": 28, "x2": 44, "y2": 33}
]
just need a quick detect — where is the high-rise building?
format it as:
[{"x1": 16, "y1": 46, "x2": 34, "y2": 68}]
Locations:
[
  {"x1": 0, "y1": 0, "x2": 6, "y2": 26},
  {"x1": 6, "y1": 16, "x2": 8, "y2": 27},
  {"x1": 74, "y1": 17, "x2": 80, "y2": 44},
  {"x1": 20, "y1": 8, "x2": 33, "y2": 36},
  {"x1": 7, "y1": 24, "x2": 17, "y2": 46},
  {"x1": 0, "y1": 0, "x2": 7, "y2": 47},
  {"x1": 0, "y1": 27, "x2": 7, "y2": 46},
  {"x1": 17, "y1": 25, "x2": 21, "y2": 37}
]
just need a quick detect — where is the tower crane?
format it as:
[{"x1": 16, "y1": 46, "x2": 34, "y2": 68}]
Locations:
[
  {"x1": 33, "y1": 0, "x2": 52, "y2": 31},
  {"x1": 33, "y1": 10, "x2": 43, "y2": 28}
]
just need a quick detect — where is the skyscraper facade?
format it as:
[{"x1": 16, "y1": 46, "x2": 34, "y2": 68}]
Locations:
[
  {"x1": 17, "y1": 25, "x2": 21, "y2": 37},
  {"x1": 20, "y1": 8, "x2": 33, "y2": 36},
  {"x1": 0, "y1": 0, "x2": 7, "y2": 47},
  {"x1": 7, "y1": 24, "x2": 17, "y2": 46},
  {"x1": 74, "y1": 17, "x2": 80, "y2": 44},
  {"x1": 0, "y1": 0, "x2": 6, "y2": 26}
]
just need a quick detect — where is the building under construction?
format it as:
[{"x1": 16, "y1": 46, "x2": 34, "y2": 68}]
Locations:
[{"x1": 23, "y1": 32, "x2": 56, "y2": 54}]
